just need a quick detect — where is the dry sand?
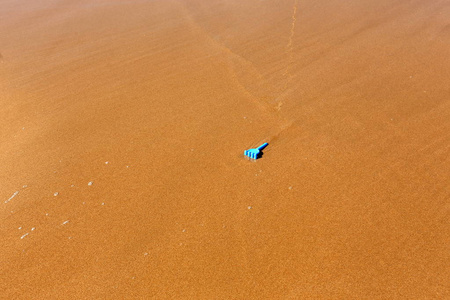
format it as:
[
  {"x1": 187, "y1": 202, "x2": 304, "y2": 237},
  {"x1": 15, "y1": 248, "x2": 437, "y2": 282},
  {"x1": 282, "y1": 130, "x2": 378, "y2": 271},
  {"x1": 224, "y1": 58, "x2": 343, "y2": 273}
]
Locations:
[{"x1": 1, "y1": 0, "x2": 449, "y2": 298}]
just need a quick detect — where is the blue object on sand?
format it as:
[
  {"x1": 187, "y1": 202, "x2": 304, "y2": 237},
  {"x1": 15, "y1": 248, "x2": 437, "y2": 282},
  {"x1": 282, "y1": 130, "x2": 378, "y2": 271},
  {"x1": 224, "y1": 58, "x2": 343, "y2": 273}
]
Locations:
[{"x1": 244, "y1": 143, "x2": 268, "y2": 159}]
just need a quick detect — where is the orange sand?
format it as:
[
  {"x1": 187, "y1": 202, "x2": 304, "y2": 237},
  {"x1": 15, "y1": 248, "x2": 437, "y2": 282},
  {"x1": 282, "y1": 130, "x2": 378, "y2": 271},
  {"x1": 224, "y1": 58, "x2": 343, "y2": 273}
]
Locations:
[{"x1": 1, "y1": 0, "x2": 449, "y2": 298}]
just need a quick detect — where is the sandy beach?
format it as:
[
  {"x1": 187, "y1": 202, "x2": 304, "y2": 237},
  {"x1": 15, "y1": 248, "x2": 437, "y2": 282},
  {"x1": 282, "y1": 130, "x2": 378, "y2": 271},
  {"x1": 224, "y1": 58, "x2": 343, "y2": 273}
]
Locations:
[{"x1": 1, "y1": 0, "x2": 449, "y2": 298}]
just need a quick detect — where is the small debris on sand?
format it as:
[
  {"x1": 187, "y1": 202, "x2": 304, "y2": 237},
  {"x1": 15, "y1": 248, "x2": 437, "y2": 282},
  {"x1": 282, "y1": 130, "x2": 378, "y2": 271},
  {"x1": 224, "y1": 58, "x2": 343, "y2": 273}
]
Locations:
[
  {"x1": 18, "y1": 227, "x2": 22, "y2": 230},
  {"x1": 105, "y1": 161, "x2": 109, "y2": 165},
  {"x1": 22, "y1": 185, "x2": 28, "y2": 188},
  {"x1": 5, "y1": 191, "x2": 19, "y2": 203},
  {"x1": 248, "y1": 206, "x2": 252, "y2": 210},
  {"x1": 62, "y1": 220, "x2": 69, "y2": 225},
  {"x1": 20, "y1": 233, "x2": 29, "y2": 239},
  {"x1": 88, "y1": 181, "x2": 93, "y2": 186},
  {"x1": 31, "y1": 227, "x2": 35, "y2": 231},
  {"x1": 288, "y1": 186, "x2": 293, "y2": 190}
]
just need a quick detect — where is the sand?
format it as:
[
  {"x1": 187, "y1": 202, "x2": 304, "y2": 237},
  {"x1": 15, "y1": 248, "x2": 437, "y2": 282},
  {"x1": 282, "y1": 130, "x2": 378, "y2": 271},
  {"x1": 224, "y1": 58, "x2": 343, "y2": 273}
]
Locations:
[{"x1": 1, "y1": 0, "x2": 449, "y2": 298}]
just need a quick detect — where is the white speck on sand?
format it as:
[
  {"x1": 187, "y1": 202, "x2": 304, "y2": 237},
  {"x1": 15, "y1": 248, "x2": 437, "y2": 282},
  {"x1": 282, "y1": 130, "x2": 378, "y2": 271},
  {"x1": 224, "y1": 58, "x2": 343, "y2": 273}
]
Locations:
[
  {"x1": 5, "y1": 191, "x2": 19, "y2": 203},
  {"x1": 88, "y1": 181, "x2": 93, "y2": 186},
  {"x1": 288, "y1": 186, "x2": 293, "y2": 190},
  {"x1": 20, "y1": 233, "x2": 29, "y2": 239},
  {"x1": 45, "y1": 213, "x2": 49, "y2": 216},
  {"x1": 54, "y1": 192, "x2": 59, "y2": 196},
  {"x1": 144, "y1": 252, "x2": 148, "y2": 256},
  {"x1": 182, "y1": 229, "x2": 186, "y2": 233},
  {"x1": 105, "y1": 161, "x2": 109, "y2": 164},
  {"x1": 101, "y1": 203, "x2": 105, "y2": 205},
  {"x1": 248, "y1": 206, "x2": 252, "y2": 210},
  {"x1": 126, "y1": 166, "x2": 130, "y2": 168},
  {"x1": 18, "y1": 227, "x2": 22, "y2": 230},
  {"x1": 62, "y1": 220, "x2": 69, "y2": 225},
  {"x1": 22, "y1": 185, "x2": 28, "y2": 188},
  {"x1": 31, "y1": 227, "x2": 35, "y2": 231}
]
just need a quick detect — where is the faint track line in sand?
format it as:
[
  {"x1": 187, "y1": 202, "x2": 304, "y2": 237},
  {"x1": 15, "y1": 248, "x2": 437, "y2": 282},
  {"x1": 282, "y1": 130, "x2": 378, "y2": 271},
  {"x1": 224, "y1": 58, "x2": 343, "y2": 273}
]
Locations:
[
  {"x1": 279, "y1": 0, "x2": 299, "y2": 106},
  {"x1": 286, "y1": 0, "x2": 299, "y2": 52},
  {"x1": 263, "y1": 0, "x2": 299, "y2": 141}
]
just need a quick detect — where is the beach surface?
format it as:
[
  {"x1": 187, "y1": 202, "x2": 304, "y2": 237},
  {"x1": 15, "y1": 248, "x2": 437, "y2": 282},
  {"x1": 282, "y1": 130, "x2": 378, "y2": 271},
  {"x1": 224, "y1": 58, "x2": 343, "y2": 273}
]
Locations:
[{"x1": 1, "y1": 0, "x2": 449, "y2": 298}]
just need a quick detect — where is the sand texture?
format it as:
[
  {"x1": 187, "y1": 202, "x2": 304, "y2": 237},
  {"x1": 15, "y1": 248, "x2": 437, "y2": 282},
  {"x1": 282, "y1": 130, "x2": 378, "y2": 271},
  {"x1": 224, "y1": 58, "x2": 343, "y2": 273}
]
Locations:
[{"x1": 1, "y1": 0, "x2": 450, "y2": 298}]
